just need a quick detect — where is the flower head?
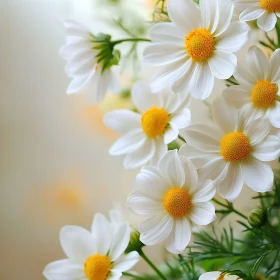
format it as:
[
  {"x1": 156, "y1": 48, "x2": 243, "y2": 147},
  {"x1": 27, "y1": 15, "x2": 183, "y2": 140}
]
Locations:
[
  {"x1": 104, "y1": 80, "x2": 191, "y2": 169},
  {"x1": 181, "y1": 97, "x2": 280, "y2": 202},
  {"x1": 224, "y1": 46, "x2": 280, "y2": 128},
  {"x1": 234, "y1": 0, "x2": 280, "y2": 32},
  {"x1": 60, "y1": 20, "x2": 120, "y2": 103},
  {"x1": 43, "y1": 212, "x2": 139, "y2": 280},
  {"x1": 127, "y1": 150, "x2": 216, "y2": 254},
  {"x1": 143, "y1": 0, "x2": 249, "y2": 100},
  {"x1": 199, "y1": 271, "x2": 242, "y2": 280}
]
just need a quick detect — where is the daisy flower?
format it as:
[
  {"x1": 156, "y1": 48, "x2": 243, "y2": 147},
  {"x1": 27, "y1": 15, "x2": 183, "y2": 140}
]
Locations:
[
  {"x1": 104, "y1": 80, "x2": 191, "y2": 169},
  {"x1": 43, "y1": 212, "x2": 139, "y2": 280},
  {"x1": 60, "y1": 20, "x2": 120, "y2": 103},
  {"x1": 181, "y1": 97, "x2": 280, "y2": 202},
  {"x1": 224, "y1": 46, "x2": 280, "y2": 128},
  {"x1": 127, "y1": 150, "x2": 216, "y2": 254},
  {"x1": 143, "y1": 0, "x2": 249, "y2": 100},
  {"x1": 199, "y1": 271, "x2": 242, "y2": 280},
  {"x1": 234, "y1": 0, "x2": 280, "y2": 32}
]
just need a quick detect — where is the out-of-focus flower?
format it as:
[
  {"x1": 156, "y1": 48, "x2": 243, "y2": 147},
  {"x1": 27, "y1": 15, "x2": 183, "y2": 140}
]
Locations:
[
  {"x1": 143, "y1": 0, "x2": 249, "y2": 100},
  {"x1": 104, "y1": 80, "x2": 191, "y2": 169},
  {"x1": 43, "y1": 212, "x2": 139, "y2": 280},
  {"x1": 224, "y1": 46, "x2": 280, "y2": 128},
  {"x1": 181, "y1": 97, "x2": 280, "y2": 202},
  {"x1": 60, "y1": 20, "x2": 120, "y2": 103},
  {"x1": 127, "y1": 150, "x2": 216, "y2": 254},
  {"x1": 234, "y1": 0, "x2": 280, "y2": 32},
  {"x1": 199, "y1": 271, "x2": 242, "y2": 280}
]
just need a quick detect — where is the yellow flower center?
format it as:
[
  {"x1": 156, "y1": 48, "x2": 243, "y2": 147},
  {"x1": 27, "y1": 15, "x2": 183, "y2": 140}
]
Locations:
[
  {"x1": 185, "y1": 28, "x2": 215, "y2": 61},
  {"x1": 261, "y1": 0, "x2": 280, "y2": 12},
  {"x1": 84, "y1": 254, "x2": 112, "y2": 280},
  {"x1": 141, "y1": 107, "x2": 170, "y2": 138},
  {"x1": 251, "y1": 80, "x2": 278, "y2": 108},
  {"x1": 220, "y1": 132, "x2": 251, "y2": 162},
  {"x1": 163, "y1": 188, "x2": 192, "y2": 217}
]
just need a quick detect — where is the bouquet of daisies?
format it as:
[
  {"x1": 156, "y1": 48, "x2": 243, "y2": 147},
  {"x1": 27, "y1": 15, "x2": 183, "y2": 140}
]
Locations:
[{"x1": 43, "y1": 0, "x2": 280, "y2": 279}]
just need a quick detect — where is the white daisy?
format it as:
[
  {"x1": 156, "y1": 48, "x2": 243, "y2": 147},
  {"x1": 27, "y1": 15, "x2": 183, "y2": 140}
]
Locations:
[
  {"x1": 127, "y1": 150, "x2": 216, "y2": 254},
  {"x1": 143, "y1": 0, "x2": 249, "y2": 100},
  {"x1": 234, "y1": 0, "x2": 280, "y2": 32},
  {"x1": 60, "y1": 20, "x2": 120, "y2": 103},
  {"x1": 104, "y1": 80, "x2": 191, "y2": 169},
  {"x1": 224, "y1": 46, "x2": 280, "y2": 128},
  {"x1": 43, "y1": 212, "x2": 139, "y2": 280},
  {"x1": 199, "y1": 271, "x2": 242, "y2": 280},
  {"x1": 181, "y1": 97, "x2": 280, "y2": 202}
]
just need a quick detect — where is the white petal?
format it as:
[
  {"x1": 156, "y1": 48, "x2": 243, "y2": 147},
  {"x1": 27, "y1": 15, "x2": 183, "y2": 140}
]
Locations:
[
  {"x1": 190, "y1": 63, "x2": 214, "y2": 100},
  {"x1": 143, "y1": 43, "x2": 186, "y2": 66},
  {"x1": 181, "y1": 157, "x2": 198, "y2": 193},
  {"x1": 165, "y1": 217, "x2": 191, "y2": 254},
  {"x1": 159, "y1": 150, "x2": 185, "y2": 187},
  {"x1": 234, "y1": 0, "x2": 260, "y2": 11},
  {"x1": 127, "y1": 190, "x2": 164, "y2": 217},
  {"x1": 257, "y1": 11, "x2": 277, "y2": 32},
  {"x1": 150, "y1": 137, "x2": 168, "y2": 166},
  {"x1": 240, "y1": 6, "x2": 265, "y2": 21},
  {"x1": 167, "y1": 0, "x2": 201, "y2": 33},
  {"x1": 109, "y1": 129, "x2": 146, "y2": 156},
  {"x1": 43, "y1": 259, "x2": 84, "y2": 280},
  {"x1": 246, "y1": 46, "x2": 269, "y2": 80},
  {"x1": 215, "y1": 22, "x2": 250, "y2": 53},
  {"x1": 96, "y1": 70, "x2": 110, "y2": 103},
  {"x1": 139, "y1": 214, "x2": 174, "y2": 245},
  {"x1": 234, "y1": 65, "x2": 257, "y2": 89},
  {"x1": 241, "y1": 157, "x2": 274, "y2": 192},
  {"x1": 182, "y1": 124, "x2": 221, "y2": 152},
  {"x1": 108, "y1": 270, "x2": 122, "y2": 280},
  {"x1": 192, "y1": 180, "x2": 216, "y2": 203},
  {"x1": 252, "y1": 135, "x2": 280, "y2": 161},
  {"x1": 150, "y1": 22, "x2": 185, "y2": 44},
  {"x1": 223, "y1": 85, "x2": 250, "y2": 108},
  {"x1": 164, "y1": 125, "x2": 179, "y2": 144},
  {"x1": 170, "y1": 108, "x2": 191, "y2": 129},
  {"x1": 66, "y1": 72, "x2": 94, "y2": 94},
  {"x1": 113, "y1": 251, "x2": 140, "y2": 272},
  {"x1": 217, "y1": 163, "x2": 244, "y2": 202},
  {"x1": 123, "y1": 138, "x2": 156, "y2": 169},
  {"x1": 269, "y1": 101, "x2": 280, "y2": 128},
  {"x1": 269, "y1": 49, "x2": 280, "y2": 83},
  {"x1": 104, "y1": 110, "x2": 141, "y2": 134},
  {"x1": 199, "y1": 272, "x2": 222, "y2": 280},
  {"x1": 212, "y1": 96, "x2": 238, "y2": 133},
  {"x1": 208, "y1": 51, "x2": 237, "y2": 79},
  {"x1": 214, "y1": 0, "x2": 234, "y2": 36},
  {"x1": 200, "y1": 0, "x2": 219, "y2": 33},
  {"x1": 107, "y1": 70, "x2": 120, "y2": 93},
  {"x1": 91, "y1": 214, "x2": 112, "y2": 255},
  {"x1": 62, "y1": 20, "x2": 90, "y2": 39},
  {"x1": 110, "y1": 223, "x2": 130, "y2": 261},
  {"x1": 60, "y1": 226, "x2": 95, "y2": 262},
  {"x1": 190, "y1": 202, "x2": 216, "y2": 225}
]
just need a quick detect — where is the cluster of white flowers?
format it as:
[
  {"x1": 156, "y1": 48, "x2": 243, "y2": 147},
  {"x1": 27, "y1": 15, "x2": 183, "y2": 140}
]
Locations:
[{"x1": 44, "y1": 0, "x2": 280, "y2": 279}]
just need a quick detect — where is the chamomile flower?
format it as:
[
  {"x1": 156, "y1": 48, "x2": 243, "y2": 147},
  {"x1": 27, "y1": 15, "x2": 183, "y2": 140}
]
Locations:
[
  {"x1": 199, "y1": 271, "x2": 242, "y2": 280},
  {"x1": 224, "y1": 46, "x2": 280, "y2": 128},
  {"x1": 143, "y1": 0, "x2": 249, "y2": 100},
  {"x1": 43, "y1": 212, "x2": 139, "y2": 280},
  {"x1": 234, "y1": 0, "x2": 280, "y2": 32},
  {"x1": 104, "y1": 80, "x2": 191, "y2": 169},
  {"x1": 127, "y1": 150, "x2": 216, "y2": 254},
  {"x1": 60, "y1": 20, "x2": 120, "y2": 103},
  {"x1": 181, "y1": 97, "x2": 280, "y2": 202}
]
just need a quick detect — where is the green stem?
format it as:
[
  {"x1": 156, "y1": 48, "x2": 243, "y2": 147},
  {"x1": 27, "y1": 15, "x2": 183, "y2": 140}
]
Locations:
[
  {"x1": 111, "y1": 38, "x2": 151, "y2": 46},
  {"x1": 276, "y1": 19, "x2": 280, "y2": 47},
  {"x1": 231, "y1": 208, "x2": 247, "y2": 220},
  {"x1": 139, "y1": 249, "x2": 168, "y2": 280},
  {"x1": 178, "y1": 135, "x2": 186, "y2": 143},
  {"x1": 122, "y1": 272, "x2": 146, "y2": 280}
]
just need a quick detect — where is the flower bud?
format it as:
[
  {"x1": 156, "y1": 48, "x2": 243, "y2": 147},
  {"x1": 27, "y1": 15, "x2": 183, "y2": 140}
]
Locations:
[
  {"x1": 248, "y1": 208, "x2": 266, "y2": 227},
  {"x1": 125, "y1": 229, "x2": 144, "y2": 254}
]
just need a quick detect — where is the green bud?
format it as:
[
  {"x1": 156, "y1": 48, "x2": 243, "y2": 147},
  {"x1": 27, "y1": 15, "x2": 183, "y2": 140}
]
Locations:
[
  {"x1": 248, "y1": 208, "x2": 266, "y2": 227},
  {"x1": 125, "y1": 230, "x2": 144, "y2": 254}
]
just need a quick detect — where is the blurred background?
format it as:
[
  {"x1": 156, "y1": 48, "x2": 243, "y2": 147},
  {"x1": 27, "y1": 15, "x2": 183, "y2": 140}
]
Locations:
[{"x1": 0, "y1": 0, "x2": 277, "y2": 279}]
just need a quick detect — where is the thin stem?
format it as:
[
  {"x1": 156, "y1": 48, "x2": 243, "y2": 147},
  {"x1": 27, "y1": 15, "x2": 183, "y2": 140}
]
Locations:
[
  {"x1": 123, "y1": 272, "x2": 146, "y2": 280},
  {"x1": 231, "y1": 208, "x2": 247, "y2": 220},
  {"x1": 139, "y1": 249, "x2": 168, "y2": 280},
  {"x1": 276, "y1": 19, "x2": 280, "y2": 47},
  {"x1": 111, "y1": 38, "x2": 151, "y2": 46},
  {"x1": 178, "y1": 135, "x2": 186, "y2": 143}
]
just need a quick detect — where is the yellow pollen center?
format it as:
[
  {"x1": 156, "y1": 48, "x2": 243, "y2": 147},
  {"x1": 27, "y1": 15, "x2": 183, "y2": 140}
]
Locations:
[
  {"x1": 251, "y1": 80, "x2": 278, "y2": 108},
  {"x1": 163, "y1": 188, "x2": 192, "y2": 217},
  {"x1": 185, "y1": 28, "x2": 215, "y2": 61},
  {"x1": 261, "y1": 0, "x2": 280, "y2": 12},
  {"x1": 84, "y1": 254, "x2": 112, "y2": 280},
  {"x1": 141, "y1": 107, "x2": 170, "y2": 138},
  {"x1": 220, "y1": 132, "x2": 251, "y2": 162}
]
